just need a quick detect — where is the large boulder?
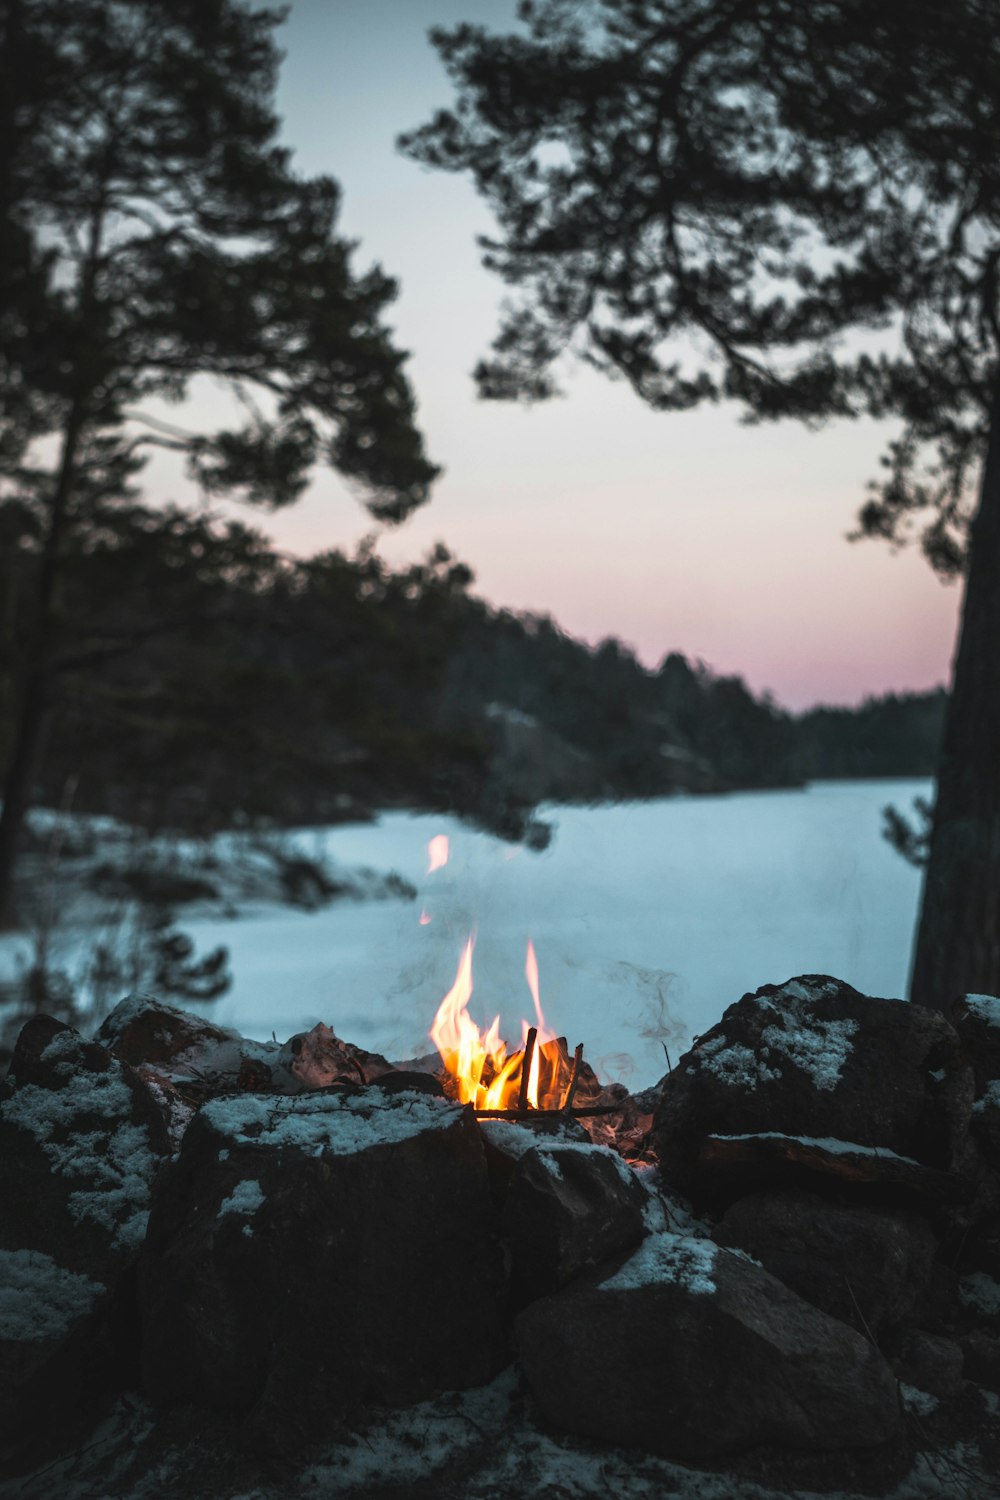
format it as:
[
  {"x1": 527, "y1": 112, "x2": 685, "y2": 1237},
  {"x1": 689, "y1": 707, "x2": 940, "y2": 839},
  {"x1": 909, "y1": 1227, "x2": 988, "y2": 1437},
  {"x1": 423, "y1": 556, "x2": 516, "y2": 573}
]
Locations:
[
  {"x1": 1, "y1": 1017, "x2": 167, "y2": 1277},
  {"x1": 0, "y1": 1017, "x2": 169, "y2": 1451},
  {"x1": 139, "y1": 1087, "x2": 506, "y2": 1449},
  {"x1": 97, "y1": 993, "x2": 279, "y2": 1097},
  {"x1": 0, "y1": 1249, "x2": 108, "y2": 1452},
  {"x1": 713, "y1": 1190, "x2": 937, "y2": 1336},
  {"x1": 653, "y1": 975, "x2": 971, "y2": 1208},
  {"x1": 516, "y1": 1227, "x2": 902, "y2": 1461}
]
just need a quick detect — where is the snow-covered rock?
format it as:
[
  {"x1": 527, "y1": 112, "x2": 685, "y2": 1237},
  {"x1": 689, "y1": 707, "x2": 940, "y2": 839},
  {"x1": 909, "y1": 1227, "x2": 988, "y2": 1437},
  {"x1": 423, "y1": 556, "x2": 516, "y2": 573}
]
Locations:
[
  {"x1": 138, "y1": 1088, "x2": 506, "y2": 1450},
  {"x1": 501, "y1": 1138, "x2": 647, "y2": 1303},
  {"x1": 515, "y1": 1231, "x2": 902, "y2": 1460},
  {"x1": 653, "y1": 975, "x2": 972, "y2": 1207}
]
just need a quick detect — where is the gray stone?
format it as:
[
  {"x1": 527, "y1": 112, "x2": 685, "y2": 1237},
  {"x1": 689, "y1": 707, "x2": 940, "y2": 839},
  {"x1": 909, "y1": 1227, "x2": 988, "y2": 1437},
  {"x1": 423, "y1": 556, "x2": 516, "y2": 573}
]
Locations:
[
  {"x1": 713, "y1": 1191, "x2": 937, "y2": 1336},
  {"x1": 139, "y1": 1089, "x2": 506, "y2": 1450},
  {"x1": 653, "y1": 975, "x2": 972, "y2": 1209},
  {"x1": 516, "y1": 1229, "x2": 902, "y2": 1460},
  {"x1": 894, "y1": 1329, "x2": 964, "y2": 1400},
  {"x1": 501, "y1": 1140, "x2": 647, "y2": 1303},
  {"x1": 0, "y1": 1017, "x2": 167, "y2": 1279}
]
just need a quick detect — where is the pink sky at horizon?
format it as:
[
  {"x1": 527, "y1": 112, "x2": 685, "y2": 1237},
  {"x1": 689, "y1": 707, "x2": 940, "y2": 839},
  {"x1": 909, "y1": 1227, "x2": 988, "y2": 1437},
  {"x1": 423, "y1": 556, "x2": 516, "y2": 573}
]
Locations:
[{"x1": 155, "y1": 0, "x2": 964, "y2": 713}]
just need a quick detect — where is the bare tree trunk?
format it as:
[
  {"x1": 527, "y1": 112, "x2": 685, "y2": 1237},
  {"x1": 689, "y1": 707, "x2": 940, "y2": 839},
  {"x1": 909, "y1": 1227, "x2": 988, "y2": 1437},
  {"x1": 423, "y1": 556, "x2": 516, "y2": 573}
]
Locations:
[
  {"x1": 910, "y1": 378, "x2": 1000, "y2": 1011},
  {"x1": 0, "y1": 398, "x2": 85, "y2": 925}
]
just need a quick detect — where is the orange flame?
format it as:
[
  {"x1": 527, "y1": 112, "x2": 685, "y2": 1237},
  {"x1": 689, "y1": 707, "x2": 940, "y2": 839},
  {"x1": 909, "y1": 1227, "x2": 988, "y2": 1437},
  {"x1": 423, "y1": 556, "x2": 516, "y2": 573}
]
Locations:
[
  {"x1": 429, "y1": 937, "x2": 572, "y2": 1111},
  {"x1": 427, "y1": 835, "x2": 449, "y2": 874}
]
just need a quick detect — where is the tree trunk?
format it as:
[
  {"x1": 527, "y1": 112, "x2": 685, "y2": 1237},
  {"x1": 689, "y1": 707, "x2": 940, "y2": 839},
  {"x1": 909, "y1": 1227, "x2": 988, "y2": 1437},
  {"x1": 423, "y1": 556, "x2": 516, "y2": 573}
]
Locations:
[
  {"x1": 909, "y1": 378, "x2": 1000, "y2": 1011},
  {"x1": 0, "y1": 398, "x2": 85, "y2": 925}
]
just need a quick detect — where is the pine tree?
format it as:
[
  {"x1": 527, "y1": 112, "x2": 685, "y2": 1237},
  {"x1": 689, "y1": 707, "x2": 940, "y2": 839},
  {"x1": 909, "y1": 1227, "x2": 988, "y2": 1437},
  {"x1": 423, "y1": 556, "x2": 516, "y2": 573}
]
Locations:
[
  {"x1": 0, "y1": 0, "x2": 439, "y2": 920},
  {"x1": 402, "y1": 0, "x2": 1000, "y2": 1011}
]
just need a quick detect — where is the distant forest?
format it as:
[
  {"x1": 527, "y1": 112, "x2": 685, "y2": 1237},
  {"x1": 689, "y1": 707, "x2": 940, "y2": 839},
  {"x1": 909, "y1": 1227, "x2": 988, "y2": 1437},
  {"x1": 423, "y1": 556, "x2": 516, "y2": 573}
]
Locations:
[{"x1": 4, "y1": 509, "x2": 945, "y2": 844}]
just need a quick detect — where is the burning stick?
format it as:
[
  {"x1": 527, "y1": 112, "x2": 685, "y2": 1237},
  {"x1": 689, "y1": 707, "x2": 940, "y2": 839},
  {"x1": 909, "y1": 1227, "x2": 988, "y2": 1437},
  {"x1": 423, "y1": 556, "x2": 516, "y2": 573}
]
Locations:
[
  {"x1": 561, "y1": 1042, "x2": 584, "y2": 1112},
  {"x1": 517, "y1": 1026, "x2": 537, "y2": 1112},
  {"x1": 474, "y1": 1103, "x2": 624, "y2": 1120}
]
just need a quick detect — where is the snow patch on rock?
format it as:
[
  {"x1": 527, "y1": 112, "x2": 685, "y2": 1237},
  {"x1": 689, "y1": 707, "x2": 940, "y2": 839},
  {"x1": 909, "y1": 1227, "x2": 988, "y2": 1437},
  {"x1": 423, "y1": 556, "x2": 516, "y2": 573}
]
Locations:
[
  {"x1": 200, "y1": 1088, "x2": 462, "y2": 1156},
  {"x1": 600, "y1": 1232, "x2": 717, "y2": 1296},
  {"x1": 960, "y1": 1272, "x2": 1000, "y2": 1318},
  {"x1": 3, "y1": 1069, "x2": 156, "y2": 1251},
  {"x1": 899, "y1": 1383, "x2": 938, "y2": 1417},
  {"x1": 759, "y1": 985, "x2": 858, "y2": 1091},
  {"x1": 697, "y1": 1038, "x2": 781, "y2": 1089},
  {"x1": 966, "y1": 994, "x2": 1000, "y2": 1029},
  {"x1": 218, "y1": 1179, "x2": 265, "y2": 1218},
  {"x1": 709, "y1": 1131, "x2": 921, "y2": 1165},
  {"x1": 973, "y1": 1081, "x2": 1000, "y2": 1114},
  {"x1": 0, "y1": 1248, "x2": 102, "y2": 1341}
]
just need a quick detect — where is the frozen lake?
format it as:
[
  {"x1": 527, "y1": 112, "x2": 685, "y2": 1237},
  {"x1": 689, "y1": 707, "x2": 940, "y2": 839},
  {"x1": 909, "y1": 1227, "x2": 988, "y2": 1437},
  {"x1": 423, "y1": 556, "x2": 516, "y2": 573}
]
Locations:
[{"x1": 171, "y1": 778, "x2": 930, "y2": 1091}]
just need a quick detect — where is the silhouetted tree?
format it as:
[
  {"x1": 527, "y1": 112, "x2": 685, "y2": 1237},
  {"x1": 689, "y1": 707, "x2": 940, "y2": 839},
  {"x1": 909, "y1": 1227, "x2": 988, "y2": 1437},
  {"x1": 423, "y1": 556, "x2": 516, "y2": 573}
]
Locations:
[
  {"x1": 402, "y1": 0, "x2": 1000, "y2": 1010},
  {"x1": 0, "y1": 0, "x2": 439, "y2": 921}
]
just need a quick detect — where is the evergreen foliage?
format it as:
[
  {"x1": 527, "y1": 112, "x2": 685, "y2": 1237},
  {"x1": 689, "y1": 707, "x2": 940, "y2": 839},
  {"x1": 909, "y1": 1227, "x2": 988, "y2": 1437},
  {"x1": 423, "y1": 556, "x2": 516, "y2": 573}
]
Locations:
[
  {"x1": 0, "y1": 0, "x2": 439, "y2": 920},
  {"x1": 2, "y1": 517, "x2": 944, "y2": 843}
]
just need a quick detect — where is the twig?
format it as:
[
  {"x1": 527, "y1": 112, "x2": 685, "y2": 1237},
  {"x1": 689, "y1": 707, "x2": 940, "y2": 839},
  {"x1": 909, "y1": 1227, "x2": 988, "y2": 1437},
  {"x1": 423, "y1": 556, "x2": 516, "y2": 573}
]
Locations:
[
  {"x1": 562, "y1": 1042, "x2": 584, "y2": 1111},
  {"x1": 845, "y1": 1277, "x2": 878, "y2": 1347},
  {"x1": 474, "y1": 1103, "x2": 624, "y2": 1120},
  {"x1": 517, "y1": 1026, "x2": 537, "y2": 1112}
]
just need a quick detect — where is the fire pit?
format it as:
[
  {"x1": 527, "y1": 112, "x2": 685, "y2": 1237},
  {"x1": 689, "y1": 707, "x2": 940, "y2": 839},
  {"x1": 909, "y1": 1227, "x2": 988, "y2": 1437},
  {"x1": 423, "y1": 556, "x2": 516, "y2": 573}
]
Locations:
[{"x1": 429, "y1": 935, "x2": 622, "y2": 1124}]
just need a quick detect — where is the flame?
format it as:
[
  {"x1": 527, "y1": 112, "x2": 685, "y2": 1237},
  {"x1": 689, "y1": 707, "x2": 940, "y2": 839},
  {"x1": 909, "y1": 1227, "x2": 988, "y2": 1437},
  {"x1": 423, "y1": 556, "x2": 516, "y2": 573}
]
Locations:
[
  {"x1": 419, "y1": 909, "x2": 432, "y2": 926},
  {"x1": 429, "y1": 936, "x2": 572, "y2": 1111},
  {"x1": 427, "y1": 834, "x2": 449, "y2": 874}
]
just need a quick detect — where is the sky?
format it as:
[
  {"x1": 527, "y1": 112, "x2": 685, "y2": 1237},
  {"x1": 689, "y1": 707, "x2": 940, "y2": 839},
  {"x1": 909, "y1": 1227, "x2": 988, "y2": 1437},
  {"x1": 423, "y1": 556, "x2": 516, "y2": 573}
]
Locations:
[{"x1": 166, "y1": 0, "x2": 963, "y2": 711}]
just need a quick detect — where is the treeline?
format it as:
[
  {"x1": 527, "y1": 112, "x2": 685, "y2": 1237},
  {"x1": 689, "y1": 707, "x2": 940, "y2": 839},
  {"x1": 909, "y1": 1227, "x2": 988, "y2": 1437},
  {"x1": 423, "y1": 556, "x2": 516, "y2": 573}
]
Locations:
[{"x1": 1, "y1": 505, "x2": 944, "y2": 843}]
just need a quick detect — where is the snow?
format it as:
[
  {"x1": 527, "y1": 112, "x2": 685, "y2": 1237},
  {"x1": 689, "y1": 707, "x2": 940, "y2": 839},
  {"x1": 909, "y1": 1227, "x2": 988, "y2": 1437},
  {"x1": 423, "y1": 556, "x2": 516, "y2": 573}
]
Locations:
[
  {"x1": 0, "y1": 779, "x2": 929, "y2": 1093},
  {"x1": 477, "y1": 1119, "x2": 540, "y2": 1157},
  {"x1": 0, "y1": 1248, "x2": 102, "y2": 1342},
  {"x1": 899, "y1": 1384, "x2": 939, "y2": 1417},
  {"x1": 199, "y1": 1088, "x2": 461, "y2": 1156},
  {"x1": 8, "y1": 1369, "x2": 996, "y2": 1500},
  {"x1": 966, "y1": 994, "x2": 1000, "y2": 1028},
  {"x1": 959, "y1": 1272, "x2": 1000, "y2": 1317},
  {"x1": 218, "y1": 1179, "x2": 265, "y2": 1217},
  {"x1": 698, "y1": 1037, "x2": 782, "y2": 1088},
  {"x1": 600, "y1": 1231, "x2": 717, "y2": 1295},
  {"x1": 531, "y1": 1136, "x2": 640, "y2": 1188},
  {"x1": 708, "y1": 1132, "x2": 922, "y2": 1165},
  {"x1": 2, "y1": 1066, "x2": 156, "y2": 1251},
  {"x1": 759, "y1": 986, "x2": 858, "y2": 1091},
  {"x1": 972, "y1": 1081, "x2": 1000, "y2": 1114}
]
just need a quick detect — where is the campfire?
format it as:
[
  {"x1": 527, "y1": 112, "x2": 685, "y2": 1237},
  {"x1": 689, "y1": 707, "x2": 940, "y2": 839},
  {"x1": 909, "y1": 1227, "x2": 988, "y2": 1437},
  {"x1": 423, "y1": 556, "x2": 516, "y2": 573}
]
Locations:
[{"x1": 428, "y1": 936, "x2": 612, "y2": 1122}]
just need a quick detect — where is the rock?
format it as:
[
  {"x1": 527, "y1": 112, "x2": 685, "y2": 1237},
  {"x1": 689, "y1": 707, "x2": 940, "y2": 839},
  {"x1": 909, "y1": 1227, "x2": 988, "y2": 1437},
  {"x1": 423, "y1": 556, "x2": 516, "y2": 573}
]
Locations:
[
  {"x1": 960, "y1": 1217, "x2": 1000, "y2": 1281},
  {"x1": 477, "y1": 1116, "x2": 591, "y2": 1205},
  {"x1": 274, "y1": 1021, "x2": 394, "y2": 1091},
  {"x1": 97, "y1": 993, "x2": 241, "y2": 1071},
  {"x1": 695, "y1": 1131, "x2": 970, "y2": 1216},
  {"x1": 0, "y1": 1249, "x2": 110, "y2": 1451},
  {"x1": 0, "y1": 1018, "x2": 167, "y2": 1279},
  {"x1": 960, "y1": 1330, "x2": 1000, "y2": 1391},
  {"x1": 954, "y1": 993, "x2": 1000, "y2": 1093},
  {"x1": 501, "y1": 1140, "x2": 648, "y2": 1303},
  {"x1": 139, "y1": 1089, "x2": 506, "y2": 1449},
  {"x1": 97, "y1": 994, "x2": 278, "y2": 1095},
  {"x1": 955, "y1": 995, "x2": 1000, "y2": 1169},
  {"x1": 653, "y1": 975, "x2": 971, "y2": 1208},
  {"x1": 893, "y1": 1329, "x2": 964, "y2": 1400},
  {"x1": 713, "y1": 1191, "x2": 937, "y2": 1336},
  {"x1": 0, "y1": 1020, "x2": 169, "y2": 1451},
  {"x1": 516, "y1": 1229, "x2": 902, "y2": 1460}
]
